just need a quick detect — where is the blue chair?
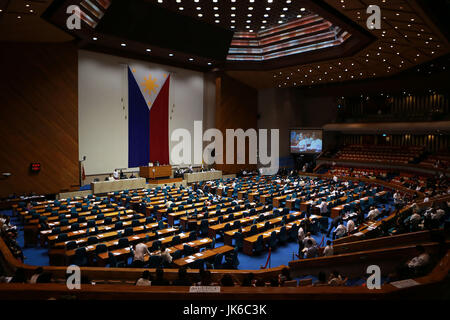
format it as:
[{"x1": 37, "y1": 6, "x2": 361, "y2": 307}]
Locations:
[
  {"x1": 289, "y1": 224, "x2": 299, "y2": 241},
  {"x1": 57, "y1": 233, "x2": 68, "y2": 242},
  {"x1": 279, "y1": 226, "x2": 288, "y2": 244},
  {"x1": 124, "y1": 227, "x2": 133, "y2": 237},
  {"x1": 117, "y1": 238, "x2": 129, "y2": 249},
  {"x1": 171, "y1": 250, "x2": 182, "y2": 260},
  {"x1": 254, "y1": 235, "x2": 264, "y2": 254},
  {"x1": 87, "y1": 236, "x2": 98, "y2": 245},
  {"x1": 183, "y1": 244, "x2": 194, "y2": 256},
  {"x1": 66, "y1": 241, "x2": 77, "y2": 251},
  {"x1": 72, "y1": 247, "x2": 88, "y2": 266},
  {"x1": 150, "y1": 240, "x2": 161, "y2": 252},
  {"x1": 158, "y1": 220, "x2": 165, "y2": 230},
  {"x1": 51, "y1": 227, "x2": 61, "y2": 235},
  {"x1": 115, "y1": 221, "x2": 123, "y2": 230},
  {"x1": 71, "y1": 223, "x2": 80, "y2": 231},
  {"x1": 213, "y1": 253, "x2": 223, "y2": 269},
  {"x1": 268, "y1": 231, "x2": 278, "y2": 250},
  {"x1": 171, "y1": 235, "x2": 181, "y2": 246},
  {"x1": 200, "y1": 220, "x2": 209, "y2": 235},
  {"x1": 233, "y1": 232, "x2": 243, "y2": 250},
  {"x1": 148, "y1": 255, "x2": 162, "y2": 268}
]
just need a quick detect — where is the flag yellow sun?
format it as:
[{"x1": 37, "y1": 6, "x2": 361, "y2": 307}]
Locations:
[{"x1": 141, "y1": 75, "x2": 159, "y2": 96}]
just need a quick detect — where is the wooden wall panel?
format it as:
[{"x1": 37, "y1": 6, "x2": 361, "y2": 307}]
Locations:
[
  {"x1": 215, "y1": 74, "x2": 258, "y2": 174},
  {"x1": 0, "y1": 42, "x2": 79, "y2": 197}
]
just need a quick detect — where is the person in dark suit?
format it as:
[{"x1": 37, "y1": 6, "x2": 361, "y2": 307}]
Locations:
[
  {"x1": 327, "y1": 215, "x2": 342, "y2": 237},
  {"x1": 172, "y1": 267, "x2": 192, "y2": 286},
  {"x1": 152, "y1": 267, "x2": 170, "y2": 286}
]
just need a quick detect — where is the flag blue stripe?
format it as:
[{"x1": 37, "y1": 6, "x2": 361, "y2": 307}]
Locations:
[{"x1": 128, "y1": 67, "x2": 150, "y2": 168}]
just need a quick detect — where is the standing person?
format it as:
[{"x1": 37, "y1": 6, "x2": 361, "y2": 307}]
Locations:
[
  {"x1": 113, "y1": 169, "x2": 120, "y2": 180},
  {"x1": 327, "y1": 216, "x2": 341, "y2": 237},
  {"x1": 131, "y1": 242, "x2": 151, "y2": 268},
  {"x1": 297, "y1": 226, "x2": 305, "y2": 256},
  {"x1": 303, "y1": 232, "x2": 317, "y2": 249}
]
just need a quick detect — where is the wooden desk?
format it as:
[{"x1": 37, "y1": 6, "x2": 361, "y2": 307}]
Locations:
[
  {"x1": 173, "y1": 245, "x2": 234, "y2": 268},
  {"x1": 91, "y1": 178, "x2": 147, "y2": 194},
  {"x1": 184, "y1": 171, "x2": 222, "y2": 183},
  {"x1": 223, "y1": 211, "x2": 303, "y2": 246},
  {"x1": 242, "y1": 215, "x2": 321, "y2": 255},
  {"x1": 140, "y1": 165, "x2": 172, "y2": 179}
]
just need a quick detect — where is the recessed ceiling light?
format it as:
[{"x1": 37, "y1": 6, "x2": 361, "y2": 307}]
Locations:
[
  {"x1": 146, "y1": 49, "x2": 151, "y2": 52},
  {"x1": 169, "y1": 53, "x2": 174, "y2": 57},
  {"x1": 92, "y1": 37, "x2": 98, "y2": 41},
  {"x1": 189, "y1": 58, "x2": 194, "y2": 61},
  {"x1": 121, "y1": 43, "x2": 126, "y2": 47}
]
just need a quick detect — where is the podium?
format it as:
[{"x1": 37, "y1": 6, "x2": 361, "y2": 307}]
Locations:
[{"x1": 140, "y1": 165, "x2": 172, "y2": 179}]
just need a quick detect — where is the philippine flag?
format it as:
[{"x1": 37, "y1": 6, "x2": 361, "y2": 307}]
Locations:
[{"x1": 128, "y1": 66, "x2": 170, "y2": 168}]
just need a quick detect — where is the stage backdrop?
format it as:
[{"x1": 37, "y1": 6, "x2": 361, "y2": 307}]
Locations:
[{"x1": 78, "y1": 50, "x2": 204, "y2": 175}]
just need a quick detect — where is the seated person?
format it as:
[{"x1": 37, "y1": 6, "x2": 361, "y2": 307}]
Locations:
[
  {"x1": 322, "y1": 240, "x2": 334, "y2": 257},
  {"x1": 152, "y1": 268, "x2": 170, "y2": 286},
  {"x1": 220, "y1": 274, "x2": 235, "y2": 287},
  {"x1": 172, "y1": 267, "x2": 192, "y2": 286},
  {"x1": 278, "y1": 267, "x2": 292, "y2": 286},
  {"x1": 405, "y1": 245, "x2": 430, "y2": 277},
  {"x1": 333, "y1": 222, "x2": 347, "y2": 240},
  {"x1": 135, "y1": 270, "x2": 152, "y2": 286},
  {"x1": 160, "y1": 246, "x2": 173, "y2": 265},
  {"x1": 328, "y1": 271, "x2": 347, "y2": 286}
]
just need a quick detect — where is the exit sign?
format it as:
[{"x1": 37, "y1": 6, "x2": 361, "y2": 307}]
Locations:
[{"x1": 30, "y1": 163, "x2": 41, "y2": 172}]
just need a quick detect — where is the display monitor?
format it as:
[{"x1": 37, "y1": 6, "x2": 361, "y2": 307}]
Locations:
[{"x1": 290, "y1": 129, "x2": 323, "y2": 154}]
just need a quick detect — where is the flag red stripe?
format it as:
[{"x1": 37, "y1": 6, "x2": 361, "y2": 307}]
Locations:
[{"x1": 149, "y1": 76, "x2": 170, "y2": 164}]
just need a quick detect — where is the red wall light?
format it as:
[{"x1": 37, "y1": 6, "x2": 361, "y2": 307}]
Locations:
[{"x1": 30, "y1": 163, "x2": 41, "y2": 172}]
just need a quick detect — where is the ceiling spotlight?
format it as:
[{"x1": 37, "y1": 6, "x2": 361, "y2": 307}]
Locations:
[
  {"x1": 121, "y1": 43, "x2": 126, "y2": 47},
  {"x1": 146, "y1": 49, "x2": 151, "y2": 52}
]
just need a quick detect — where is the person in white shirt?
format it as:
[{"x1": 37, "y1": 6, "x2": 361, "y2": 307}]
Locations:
[
  {"x1": 319, "y1": 201, "x2": 328, "y2": 215},
  {"x1": 409, "y1": 212, "x2": 421, "y2": 223},
  {"x1": 406, "y1": 245, "x2": 430, "y2": 270},
  {"x1": 166, "y1": 200, "x2": 173, "y2": 208},
  {"x1": 113, "y1": 169, "x2": 120, "y2": 180},
  {"x1": 346, "y1": 219, "x2": 355, "y2": 234},
  {"x1": 432, "y1": 208, "x2": 445, "y2": 220},
  {"x1": 132, "y1": 243, "x2": 151, "y2": 264},
  {"x1": 322, "y1": 240, "x2": 334, "y2": 257},
  {"x1": 303, "y1": 232, "x2": 316, "y2": 248},
  {"x1": 160, "y1": 246, "x2": 173, "y2": 265},
  {"x1": 29, "y1": 267, "x2": 44, "y2": 284},
  {"x1": 367, "y1": 206, "x2": 380, "y2": 220},
  {"x1": 333, "y1": 223, "x2": 347, "y2": 239},
  {"x1": 136, "y1": 270, "x2": 152, "y2": 286}
]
